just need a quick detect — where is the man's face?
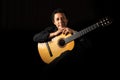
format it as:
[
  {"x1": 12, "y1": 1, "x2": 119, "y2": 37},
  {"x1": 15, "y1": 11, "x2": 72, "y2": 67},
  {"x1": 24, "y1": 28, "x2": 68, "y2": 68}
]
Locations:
[{"x1": 53, "y1": 13, "x2": 68, "y2": 28}]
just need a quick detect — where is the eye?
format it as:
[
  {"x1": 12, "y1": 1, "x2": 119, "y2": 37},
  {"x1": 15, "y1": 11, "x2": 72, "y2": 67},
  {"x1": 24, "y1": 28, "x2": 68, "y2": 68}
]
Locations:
[{"x1": 56, "y1": 18, "x2": 59, "y2": 21}]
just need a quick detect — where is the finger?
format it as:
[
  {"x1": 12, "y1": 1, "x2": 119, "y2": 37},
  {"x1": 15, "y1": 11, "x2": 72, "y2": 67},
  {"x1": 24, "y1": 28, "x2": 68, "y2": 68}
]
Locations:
[
  {"x1": 65, "y1": 30, "x2": 69, "y2": 35},
  {"x1": 63, "y1": 29, "x2": 66, "y2": 34}
]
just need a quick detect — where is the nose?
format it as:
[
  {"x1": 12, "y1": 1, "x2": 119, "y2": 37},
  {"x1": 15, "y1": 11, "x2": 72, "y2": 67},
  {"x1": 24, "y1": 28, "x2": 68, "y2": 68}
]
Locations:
[{"x1": 59, "y1": 18, "x2": 63, "y2": 23}]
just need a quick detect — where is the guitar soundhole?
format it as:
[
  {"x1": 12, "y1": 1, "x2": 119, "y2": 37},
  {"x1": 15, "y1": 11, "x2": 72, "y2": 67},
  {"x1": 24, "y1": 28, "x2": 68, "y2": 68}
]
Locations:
[{"x1": 58, "y1": 38, "x2": 65, "y2": 47}]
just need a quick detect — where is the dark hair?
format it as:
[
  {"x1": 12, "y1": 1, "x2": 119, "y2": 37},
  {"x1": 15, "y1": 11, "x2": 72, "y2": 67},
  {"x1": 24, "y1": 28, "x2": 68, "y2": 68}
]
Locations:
[{"x1": 51, "y1": 8, "x2": 68, "y2": 22}]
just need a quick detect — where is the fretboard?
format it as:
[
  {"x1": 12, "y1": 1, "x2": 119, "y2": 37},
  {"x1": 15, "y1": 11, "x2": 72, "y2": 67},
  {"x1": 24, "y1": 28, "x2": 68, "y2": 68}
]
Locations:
[{"x1": 65, "y1": 23, "x2": 99, "y2": 44}]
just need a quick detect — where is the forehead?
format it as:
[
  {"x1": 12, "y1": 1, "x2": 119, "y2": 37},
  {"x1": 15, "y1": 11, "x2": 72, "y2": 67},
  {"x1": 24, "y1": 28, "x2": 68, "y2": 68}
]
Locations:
[{"x1": 54, "y1": 13, "x2": 66, "y2": 18}]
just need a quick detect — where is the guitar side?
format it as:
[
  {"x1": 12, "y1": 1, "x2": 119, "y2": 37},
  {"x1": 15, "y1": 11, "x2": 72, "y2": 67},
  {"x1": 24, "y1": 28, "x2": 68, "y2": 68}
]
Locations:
[{"x1": 37, "y1": 33, "x2": 75, "y2": 64}]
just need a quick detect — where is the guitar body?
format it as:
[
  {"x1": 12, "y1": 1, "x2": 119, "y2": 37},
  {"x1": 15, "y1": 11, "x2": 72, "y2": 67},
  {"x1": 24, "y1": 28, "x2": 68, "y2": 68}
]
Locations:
[{"x1": 38, "y1": 33, "x2": 75, "y2": 64}]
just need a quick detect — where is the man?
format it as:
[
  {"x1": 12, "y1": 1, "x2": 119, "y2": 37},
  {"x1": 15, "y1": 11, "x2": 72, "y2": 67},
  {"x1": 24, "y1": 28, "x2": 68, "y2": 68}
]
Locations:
[{"x1": 33, "y1": 8, "x2": 92, "y2": 69}]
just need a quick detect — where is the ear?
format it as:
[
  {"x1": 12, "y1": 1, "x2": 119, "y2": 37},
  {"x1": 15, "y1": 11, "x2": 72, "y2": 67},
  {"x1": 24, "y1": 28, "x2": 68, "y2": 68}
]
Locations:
[
  {"x1": 66, "y1": 19, "x2": 68, "y2": 23},
  {"x1": 66, "y1": 19, "x2": 68, "y2": 25},
  {"x1": 53, "y1": 21, "x2": 56, "y2": 25}
]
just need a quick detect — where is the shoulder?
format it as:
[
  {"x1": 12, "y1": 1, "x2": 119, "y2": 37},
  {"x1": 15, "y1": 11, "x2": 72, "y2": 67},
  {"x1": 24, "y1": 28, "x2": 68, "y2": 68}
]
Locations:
[{"x1": 44, "y1": 26, "x2": 57, "y2": 31}]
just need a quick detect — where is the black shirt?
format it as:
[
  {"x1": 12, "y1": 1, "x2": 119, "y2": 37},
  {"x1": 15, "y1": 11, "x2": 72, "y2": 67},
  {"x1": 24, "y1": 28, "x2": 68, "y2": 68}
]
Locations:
[{"x1": 33, "y1": 26, "x2": 57, "y2": 43}]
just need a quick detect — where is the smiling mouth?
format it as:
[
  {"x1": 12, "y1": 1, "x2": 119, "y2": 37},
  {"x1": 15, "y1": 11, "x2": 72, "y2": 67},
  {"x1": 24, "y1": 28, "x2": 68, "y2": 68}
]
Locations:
[{"x1": 59, "y1": 23, "x2": 65, "y2": 27}]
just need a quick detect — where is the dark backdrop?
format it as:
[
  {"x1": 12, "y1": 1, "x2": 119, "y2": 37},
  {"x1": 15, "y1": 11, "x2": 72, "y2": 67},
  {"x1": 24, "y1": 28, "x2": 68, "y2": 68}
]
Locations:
[{"x1": 1, "y1": 0, "x2": 116, "y2": 67}]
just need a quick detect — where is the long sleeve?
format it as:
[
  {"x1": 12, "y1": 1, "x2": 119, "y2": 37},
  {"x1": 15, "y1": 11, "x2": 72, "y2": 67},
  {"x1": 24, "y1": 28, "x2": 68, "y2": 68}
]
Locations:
[{"x1": 33, "y1": 26, "x2": 57, "y2": 43}]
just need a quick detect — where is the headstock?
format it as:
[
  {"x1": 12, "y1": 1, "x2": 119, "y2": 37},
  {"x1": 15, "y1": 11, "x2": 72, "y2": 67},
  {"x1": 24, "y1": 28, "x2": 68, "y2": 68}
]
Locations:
[{"x1": 97, "y1": 17, "x2": 112, "y2": 27}]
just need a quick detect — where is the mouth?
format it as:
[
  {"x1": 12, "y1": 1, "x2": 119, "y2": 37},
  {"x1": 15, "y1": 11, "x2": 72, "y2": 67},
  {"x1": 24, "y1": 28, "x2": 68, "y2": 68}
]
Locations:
[{"x1": 59, "y1": 23, "x2": 65, "y2": 27}]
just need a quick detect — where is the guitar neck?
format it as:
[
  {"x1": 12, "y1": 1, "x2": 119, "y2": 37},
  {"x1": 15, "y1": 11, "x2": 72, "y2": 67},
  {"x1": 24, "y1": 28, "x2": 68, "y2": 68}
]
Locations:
[
  {"x1": 65, "y1": 23, "x2": 100, "y2": 44},
  {"x1": 64, "y1": 17, "x2": 112, "y2": 44}
]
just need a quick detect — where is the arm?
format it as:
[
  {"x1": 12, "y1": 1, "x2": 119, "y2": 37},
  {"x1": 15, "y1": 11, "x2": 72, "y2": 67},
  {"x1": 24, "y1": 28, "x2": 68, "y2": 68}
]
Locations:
[
  {"x1": 33, "y1": 27, "x2": 54, "y2": 43},
  {"x1": 33, "y1": 26, "x2": 77, "y2": 43}
]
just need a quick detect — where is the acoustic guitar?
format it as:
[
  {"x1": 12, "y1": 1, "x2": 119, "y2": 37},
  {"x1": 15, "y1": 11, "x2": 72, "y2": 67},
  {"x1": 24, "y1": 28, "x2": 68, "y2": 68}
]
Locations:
[{"x1": 37, "y1": 17, "x2": 112, "y2": 64}]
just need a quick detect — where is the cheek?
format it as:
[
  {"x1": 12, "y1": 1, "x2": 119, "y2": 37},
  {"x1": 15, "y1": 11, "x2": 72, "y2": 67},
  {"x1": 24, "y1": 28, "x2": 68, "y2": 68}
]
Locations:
[
  {"x1": 54, "y1": 20, "x2": 58, "y2": 24},
  {"x1": 53, "y1": 22, "x2": 56, "y2": 25},
  {"x1": 53, "y1": 21, "x2": 58, "y2": 26}
]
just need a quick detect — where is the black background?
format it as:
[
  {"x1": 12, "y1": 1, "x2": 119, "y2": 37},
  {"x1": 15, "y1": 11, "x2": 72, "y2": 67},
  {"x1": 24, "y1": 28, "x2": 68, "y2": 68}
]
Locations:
[{"x1": 1, "y1": 0, "x2": 118, "y2": 77}]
